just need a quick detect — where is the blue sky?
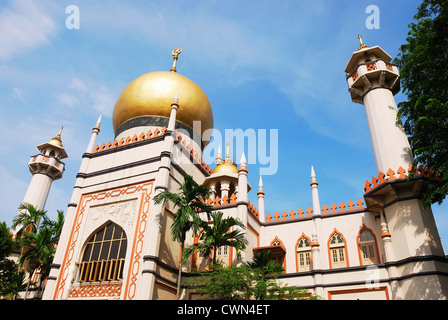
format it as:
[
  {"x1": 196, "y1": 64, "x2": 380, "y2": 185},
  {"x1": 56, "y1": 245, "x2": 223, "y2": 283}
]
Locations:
[{"x1": 1, "y1": 0, "x2": 447, "y2": 250}]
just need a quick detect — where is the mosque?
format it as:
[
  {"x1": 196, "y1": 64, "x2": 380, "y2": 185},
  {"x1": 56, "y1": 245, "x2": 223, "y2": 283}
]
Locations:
[{"x1": 14, "y1": 38, "x2": 448, "y2": 300}]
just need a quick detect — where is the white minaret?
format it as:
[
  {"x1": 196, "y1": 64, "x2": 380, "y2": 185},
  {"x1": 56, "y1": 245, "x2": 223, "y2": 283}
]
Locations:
[
  {"x1": 347, "y1": 36, "x2": 448, "y2": 300},
  {"x1": 345, "y1": 35, "x2": 413, "y2": 174},
  {"x1": 257, "y1": 175, "x2": 265, "y2": 223},
  {"x1": 14, "y1": 127, "x2": 67, "y2": 232},
  {"x1": 23, "y1": 126, "x2": 67, "y2": 209}
]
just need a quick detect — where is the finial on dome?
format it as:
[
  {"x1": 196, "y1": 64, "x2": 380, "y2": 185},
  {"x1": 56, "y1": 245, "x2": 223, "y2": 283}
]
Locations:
[
  {"x1": 46, "y1": 126, "x2": 64, "y2": 148},
  {"x1": 216, "y1": 145, "x2": 222, "y2": 165},
  {"x1": 357, "y1": 34, "x2": 370, "y2": 51},
  {"x1": 170, "y1": 48, "x2": 182, "y2": 72},
  {"x1": 224, "y1": 141, "x2": 232, "y2": 164}
]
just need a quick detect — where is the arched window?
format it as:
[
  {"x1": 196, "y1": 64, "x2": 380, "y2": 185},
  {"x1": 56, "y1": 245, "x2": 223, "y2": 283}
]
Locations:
[
  {"x1": 358, "y1": 227, "x2": 379, "y2": 265},
  {"x1": 328, "y1": 230, "x2": 348, "y2": 269},
  {"x1": 269, "y1": 237, "x2": 286, "y2": 269},
  {"x1": 296, "y1": 235, "x2": 312, "y2": 272},
  {"x1": 78, "y1": 222, "x2": 127, "y2": 283}
]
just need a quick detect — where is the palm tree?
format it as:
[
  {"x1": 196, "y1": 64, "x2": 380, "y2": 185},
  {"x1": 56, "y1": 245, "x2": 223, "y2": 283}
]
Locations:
[
  {"x1": 12, "y1": 203, "x2": 48, "y2": 236},
  {"x1": 244, "y1": 250, "x2": 284, "y2": 300},
  {"x1": 1, "y1": 269, "x2": 27, "y2": 300},
  {"x1": 185, "y1": 211, "x2": 248, "y2": 268},
  {"x1": 153, "y1": 172, "x2": 212, "y2": 299},
  {"x1": 17, "y1": 227, "x2": 56, "y2": 297},
  {"x1": 41, "y1": 209, "x2": 65, "y2": 243},
  {"x1": 244, "y1": 250, "x2": 284, "y2": 274}
]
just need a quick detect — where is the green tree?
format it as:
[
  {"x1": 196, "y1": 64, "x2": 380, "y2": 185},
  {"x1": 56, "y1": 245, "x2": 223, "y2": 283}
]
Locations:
[
  {"x1": 153, "y1": 172, "x2": 212, "y2": 300},
  {"x1": 243, "y1": 250, "x2": 284, "y2": 300},
  {"x1": 16, "y1": 227, "x2": 57, "y2": 296},
  {"x1": 393, "y1": 0, "x2": 448, "y2": 206},
  {"x1": 0, "y1": 221, "x2": 18, "y2": 298},
  {"x1": 1, "y1": 269, "x2": 27, "y2": 300},
  {"x1": 0, "y1": 221, "x2": 14, "y2": 261},
  {"x1": 185, "y1": 211, "x2": 248, "y2": 268},
  {"x1": 12, "y1": 203, "x2": 48, "y2": 236},
  {"x1": 189, "y1": 251, "x2": 319, "y2": 300},
  {"x1": 41, "y1": 209, "x2": 65, "y2": 243}
]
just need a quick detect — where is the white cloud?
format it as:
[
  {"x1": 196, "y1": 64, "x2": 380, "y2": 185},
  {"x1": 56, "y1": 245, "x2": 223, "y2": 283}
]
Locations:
[
  {"x1": 0, "y1": 166, "x2": 28, "y2": 225},
  {"x1": 55, "y1": 77, "x2": 116, "y2": 117},
  {"x1": 12, "y1": 87, "x2": 26, "y2": 102},
  {"x1": 0, "y1": 1, "x2": 58, "y2": 60}
]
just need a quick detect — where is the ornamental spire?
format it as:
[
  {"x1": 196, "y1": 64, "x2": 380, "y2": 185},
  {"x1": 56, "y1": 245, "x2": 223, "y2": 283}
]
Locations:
[
  {"x1": 357, "y1": 34, "x2": 370, "y2": 51},
  {"x1": 170, "y1": 48, "x2": 182, "y2": 72}
]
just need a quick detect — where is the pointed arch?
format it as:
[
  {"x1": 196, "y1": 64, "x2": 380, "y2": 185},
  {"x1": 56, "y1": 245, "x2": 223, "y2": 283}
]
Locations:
[
  {"x1": 327, "y1": 228, "x2": 349, "y2": 269},
  {"x1": 270, "y1": 236, "x2": 286, "y2": 271},
  {"x1": 77, "y1": 221, "x2": 127, "y2": 283},
  {"x1": 357, "y1": 225, "x2": 380, "y2": 265},
  {"x1": 295, "y1": 233, "x2": 312, "y2": 272}
]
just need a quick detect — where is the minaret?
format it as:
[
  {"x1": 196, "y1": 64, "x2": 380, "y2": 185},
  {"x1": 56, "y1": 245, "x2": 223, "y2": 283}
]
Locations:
[
  {"x1": 257, "y1": 176, "x2": 265, "y2": 223},
  {"x1": 346, "y1": 36, "x2": 448, "y2": 299},
  {"x1": 309, "y1": 166, "x2": 323, "y2": 297},
  {"x1": 24, "y1": 127, "x2": 67, "y2": 209},
  {"x1": 345, "y1": 35, "x2": 413, "y2": 174},
  {"x1": 14, "y1": 127, "x2": 67, "y2": 233}
]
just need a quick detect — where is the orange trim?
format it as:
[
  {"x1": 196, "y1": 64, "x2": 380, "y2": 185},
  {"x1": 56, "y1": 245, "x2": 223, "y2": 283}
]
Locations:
[
  {"x1": 53, "y1": 180, "x2": 154, "y2": 300},
  {"x1": 327, "y1": 228, "x2": 349, "y2": 269},
  {"x1": 381, "y1": 232, "x2": 391, "y2": 238},
  {"x1": 271, "y1": 236, "x2": 286, "y2": 272},
  {"x1": 356, "y1": 225, "x2": 381, "y2": 266},
  {"x1": 327, "y1": 286, "x2": 389, "y2": 300},
  {"x1": 247, "y1": 222, "x2": 259, "y2": 248}
]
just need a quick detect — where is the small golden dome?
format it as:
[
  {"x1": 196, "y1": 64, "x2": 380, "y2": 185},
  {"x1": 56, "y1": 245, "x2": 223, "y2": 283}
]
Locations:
[
  {"x1": 48, "y1": 137, "x2": 63, "y2": 148},
  {"x1": 112, "y1": 71, "x2": 213, "y2": 137},
  {"x1": 212, "y1": 162, "x2": 239, "y2": 175},
  {"x1": 48, "y1": 126, "x2": 63, "y2": 147}
]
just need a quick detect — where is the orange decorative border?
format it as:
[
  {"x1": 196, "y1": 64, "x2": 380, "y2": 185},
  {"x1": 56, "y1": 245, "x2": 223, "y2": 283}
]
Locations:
[
  {"x1": 327, "y1": 286, "x2": 390, "y2": 300},
  {"x1": 53, "y1": 180, "x2": 154, "y2": 300},
  {"x1": 68, "y1": 283, "x2": 122, "y2": 298},
  {"x1": 265, "y1": 199, "x2": 365, "y2": 223},
  {"x1": 363, "y1": 165, "x2": 438, "y2": 193}
]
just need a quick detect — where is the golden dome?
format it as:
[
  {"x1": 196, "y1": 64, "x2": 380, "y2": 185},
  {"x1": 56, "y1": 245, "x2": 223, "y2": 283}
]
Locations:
[
  {"x1": 212, "y1": 162, "x2": 239, "y2": 175},
  {"x1": 48, "y1": 126, "x2": 63, "y2": 147},
  {"x1": 112, "y1": 71, "x2": 213, "y2": 137}
]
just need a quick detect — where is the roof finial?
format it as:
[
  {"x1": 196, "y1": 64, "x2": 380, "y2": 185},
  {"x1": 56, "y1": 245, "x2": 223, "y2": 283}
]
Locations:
[
  {"x1": 224, "y1": 141, "x2": 231, "y2": 163},
  {"x1": 216, "y1": 145, "x2": 222, "y2": 165},
  {"x1": 170, "y1": 48, "x2": 182, "y2": 72},
  {"x1": 57, "y1": 125, "x2": 63, "y2": 138},
  {"x1": 357, "y1": 34, "x2": 369, "y2": 51}
]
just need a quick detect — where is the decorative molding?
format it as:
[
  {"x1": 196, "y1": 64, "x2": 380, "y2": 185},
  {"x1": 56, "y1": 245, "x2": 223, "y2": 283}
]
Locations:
[{"x1": 52, "y1": 180, "x2": 154, "y2": 301}]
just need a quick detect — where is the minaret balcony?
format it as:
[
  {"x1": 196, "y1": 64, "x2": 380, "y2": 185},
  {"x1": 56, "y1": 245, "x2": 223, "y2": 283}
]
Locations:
[
  {"x1": 347, "y1": 58, "x2": 400, "y2": 104},
  {"x1": 28, "y1": 154, "x2": 65, "y2": 180}
]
